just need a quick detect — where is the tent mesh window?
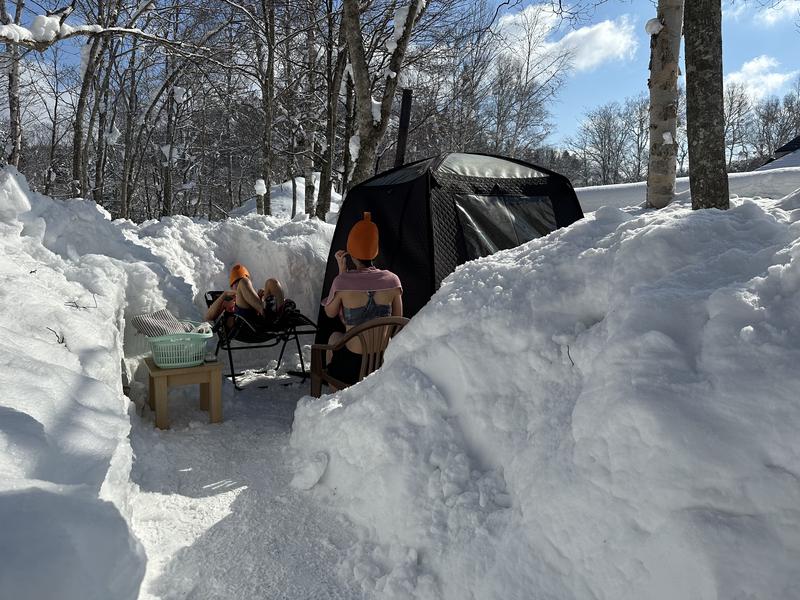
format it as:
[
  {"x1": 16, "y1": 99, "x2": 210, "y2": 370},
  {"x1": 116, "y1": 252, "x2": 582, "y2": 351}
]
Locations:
[{"x1": 454, "y1": 194, "x2": 556, "y2": 260}]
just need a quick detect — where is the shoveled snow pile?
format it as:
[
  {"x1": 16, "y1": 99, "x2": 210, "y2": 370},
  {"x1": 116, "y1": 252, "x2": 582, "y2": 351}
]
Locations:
[
  {"x1": 0, "y1": 168, "x2": 334, "y2": 599},
  {"x1": 0, "y1": 168, "x2": 145, "y2": 600},
  {"x1": 292, "y1": 192, "x2": 800, "y2": 598},
  {"x1": 127, "y1": 210, "x2": 333, "y2": 325}
]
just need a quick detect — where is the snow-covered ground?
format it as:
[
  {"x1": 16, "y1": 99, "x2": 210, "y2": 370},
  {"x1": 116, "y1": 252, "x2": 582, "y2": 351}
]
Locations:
[
  {"x1": 575, "y1": 165, "x2": 800, "y2": 212},
  {"x1": 1, "y1": 165, "x2": 800, "y2": 599}
]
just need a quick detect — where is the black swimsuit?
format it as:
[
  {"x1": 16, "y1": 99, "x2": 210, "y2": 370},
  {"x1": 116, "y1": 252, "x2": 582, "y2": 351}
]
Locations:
[{"x1": 341, "y1": 291, "x2": 392, "y2": 327}]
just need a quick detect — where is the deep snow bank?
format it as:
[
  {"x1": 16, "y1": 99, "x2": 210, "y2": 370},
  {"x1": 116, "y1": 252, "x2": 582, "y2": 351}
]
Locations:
[
  {"x1": 0, "y1": 167, "x2": 334, "y2": 599},
  {"x1": 0, "y1": 168, "x2": 145, "y2": 599},
  {"x1": 291, "y1": 190, "x2": 800, "y2": 598},
  {"x1": 131, "y1": 211, "x2": 333, "y2": 324}
]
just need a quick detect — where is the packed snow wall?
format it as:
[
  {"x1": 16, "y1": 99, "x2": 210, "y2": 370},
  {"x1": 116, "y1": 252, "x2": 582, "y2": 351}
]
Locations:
[
  {"x1": 0, "y1": 168, "x2": 146, "y2": 599},
  {"x1": 0, "y1": 167, "x2": 334, "y2": 599},
  {"x1": 291, "y1": 189, "x2": 800, "y2": 599}
]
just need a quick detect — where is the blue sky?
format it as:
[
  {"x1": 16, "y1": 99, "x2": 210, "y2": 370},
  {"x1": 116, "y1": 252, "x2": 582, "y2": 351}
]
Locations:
[{"x1": 519, "y1": 0, "x2": 800, "y2": 145}]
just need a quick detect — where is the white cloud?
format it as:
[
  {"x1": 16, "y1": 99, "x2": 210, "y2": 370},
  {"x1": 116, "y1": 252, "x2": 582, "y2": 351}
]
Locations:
[
  {"x1": 754, "y1": 0, "x2": 800, "y2": 26},
  {"x1": 722, "y1": 2, "x2": 748, "y2": 21},
  {"x1": 496, "y1": 6, "x2": 638, "y2": 74},
  {"x1": 550, "y1": 16, "x2": 638, "y2": 72},
  {"x1": 725, "y1": 55, "x2": 799, "y2": 100},
  {"x1": 497, "y1": 4, "x2": 560, "y2": 36}
]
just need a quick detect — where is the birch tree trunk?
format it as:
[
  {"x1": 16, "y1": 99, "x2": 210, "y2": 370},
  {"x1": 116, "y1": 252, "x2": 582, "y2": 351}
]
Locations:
[
  {"x1": 316, "y1": 0, "x2": 346, "y2": 221},
  {"x1": 646, "y1": 0, "x2": 683, "y2": 209},
  {"x1": 120, "y1": 39, "x2": 139, "y2": 219},
  {"x1": 72, "y1": 37, "x2": 103, "y2": 196},
  {"x1": 341, "y1": 0, "x2": 426, "y2": 187},
  {"x1": 7, "y1": 45, "x2": 21, "y2": 167},
  {"x1": 93, "y1": 42, "x2": 117, "y2": 205},
  {"x1": 162, "y1": 92, "x2": 175, "y2": 216},
  {"x1": 303, "y1": 5, "x2": 317, "y2": 216},
  {"x1": 257, "y1": 0, "x2": 275, "y2": 216},
  {"x1": 342, "y1": 79, "x2": 354, "y2": 192},
  {"x1": 4, "y1": 0, "x2": 24, "y2": 167},
  {"x1": 684, "y1": 0, "x2": 729, "y2": 210}
]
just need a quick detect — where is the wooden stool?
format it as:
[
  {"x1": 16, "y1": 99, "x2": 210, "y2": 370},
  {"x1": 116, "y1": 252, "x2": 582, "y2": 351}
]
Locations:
[{"x1": 144, "y1": 357, "x2": 223, "y2": 429}]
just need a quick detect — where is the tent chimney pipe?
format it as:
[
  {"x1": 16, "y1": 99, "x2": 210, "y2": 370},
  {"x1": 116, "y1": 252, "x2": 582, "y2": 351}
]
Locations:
[{"x1": 395, "y1": 88, "x2": 413, "y2": 167}]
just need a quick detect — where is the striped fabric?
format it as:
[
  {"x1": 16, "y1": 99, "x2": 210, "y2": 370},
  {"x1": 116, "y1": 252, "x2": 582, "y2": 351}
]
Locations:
[{"x1": 131, "y1": 309, "x2": 191, "y2": 338}]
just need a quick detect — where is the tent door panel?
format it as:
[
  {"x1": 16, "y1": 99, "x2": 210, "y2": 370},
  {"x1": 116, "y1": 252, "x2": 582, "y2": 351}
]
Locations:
[{"x1": 454, "y1": 194, "x2": 556, "y2": 260}]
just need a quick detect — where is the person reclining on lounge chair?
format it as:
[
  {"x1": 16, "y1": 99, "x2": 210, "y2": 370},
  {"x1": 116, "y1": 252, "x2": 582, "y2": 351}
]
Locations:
[
  {"x1": 205, "y1": 263, "x2": 289, "y2": 329},
  {"x1": 321, "y1": 212, "x2": 403, "y2": 385}
]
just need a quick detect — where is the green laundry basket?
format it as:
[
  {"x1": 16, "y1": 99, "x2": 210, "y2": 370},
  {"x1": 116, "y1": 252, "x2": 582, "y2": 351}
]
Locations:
[{"x1": 148, "y1": 321, "x2": 213, "y2": 369}]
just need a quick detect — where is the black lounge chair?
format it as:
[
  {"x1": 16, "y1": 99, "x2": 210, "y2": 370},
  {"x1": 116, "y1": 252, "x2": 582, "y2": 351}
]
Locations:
[{"x1": 204, "y1": 291, "x2": 317, "y2": 389}]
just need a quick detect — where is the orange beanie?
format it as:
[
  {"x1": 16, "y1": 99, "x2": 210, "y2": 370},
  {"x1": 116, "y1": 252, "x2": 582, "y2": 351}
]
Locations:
[
  {"x1": 229, "y1": 263, "x2": 250, "y2": 287},
  {"x1": 347, "y1": 212, "x2": 379, "y2": 260}
]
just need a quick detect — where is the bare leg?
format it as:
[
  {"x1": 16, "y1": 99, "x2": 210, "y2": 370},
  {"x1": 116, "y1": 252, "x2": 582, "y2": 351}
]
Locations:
[
  {"x1": 327, "y1": 332, "x2": 344, "y2": 364},
  {"x1": 234, "y1": 277, "x2": 264, "y2": 314},
  {"x1": 262, "y1": 278, "x2": 285, "y2": 307},
  {"x1": 205, "y1": 290, "x2": 232, "y2": 322}
]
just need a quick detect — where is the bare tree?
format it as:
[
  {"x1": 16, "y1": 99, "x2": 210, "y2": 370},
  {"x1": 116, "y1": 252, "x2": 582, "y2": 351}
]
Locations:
[
  {"x1": 675, "y1": 86, "x2": 689, "y2": 176},
  {"x1": 261, "y1": 0, "x2": 275, "y2": 215},
  {"x1": 569, "y1": 102, "x2": 630, "y2": 185},
  {"x1": 487, "y1": 6, "x2": 567, "y2": 157},
  {"x1": 341, "y1": 0, "x2": 427, "y2": 187},
  {"x1": 749, "y1": 94, "x2": 797, "y2": 161},
  {"x1": 302, "y1": 1, "x2": 319, "y2": 216},
  {"x1": 722, "y1": 81, "x2": 751, "y2": 169},
  {"x1": 316, "y1": 0, "x2": 347, "y2": 220},
  {"x1": 623, "y1": 93, "x2": 649, "y2": 182},
  {"x1": 5, "y1": 0, "x2": 575, "y2": 223},
  {"x1": 34, "y1": 47, "x2": 77, "y2": 194},
  {"x1": 784, "y1": 77, "x2": 800, "y2": 135}
]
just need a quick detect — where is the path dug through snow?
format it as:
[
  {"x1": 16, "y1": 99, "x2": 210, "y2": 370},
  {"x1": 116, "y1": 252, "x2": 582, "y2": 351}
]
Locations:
[
  {"x1": 127, "y1": 372, "x2": 364, "y2": 600},
  {"x1": 0, "y1": 167, "x2": 354, "y2": 599}
]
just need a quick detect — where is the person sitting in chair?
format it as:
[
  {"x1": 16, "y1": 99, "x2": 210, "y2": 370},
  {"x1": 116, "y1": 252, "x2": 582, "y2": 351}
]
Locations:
[
  {"x1": 321, "y1": 212, "x2": 403, "y2": 384},
  {"x1": 205, "y1": 263, "x2": 288, "y2": 328}
]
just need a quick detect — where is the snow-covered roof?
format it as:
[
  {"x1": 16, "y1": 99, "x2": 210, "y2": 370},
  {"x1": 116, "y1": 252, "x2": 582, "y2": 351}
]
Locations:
[
  {"x1": 361, "y1": 153, "x2": 552, "y2": 187},
  {"x1": 774, "y1": 134, "x2": 800, "y2": 155},
  {"x1": 756, "y1": 134, "x2": 800, "y2": 170},
  {"x1": 755, "y1": 147, "x2": 800, "y2": 171}
]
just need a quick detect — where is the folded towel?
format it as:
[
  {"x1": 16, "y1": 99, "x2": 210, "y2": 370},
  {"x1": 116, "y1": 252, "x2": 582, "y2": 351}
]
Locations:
[{"x1": 131, "y1": 309, "x2": 191, "y2": 337}]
